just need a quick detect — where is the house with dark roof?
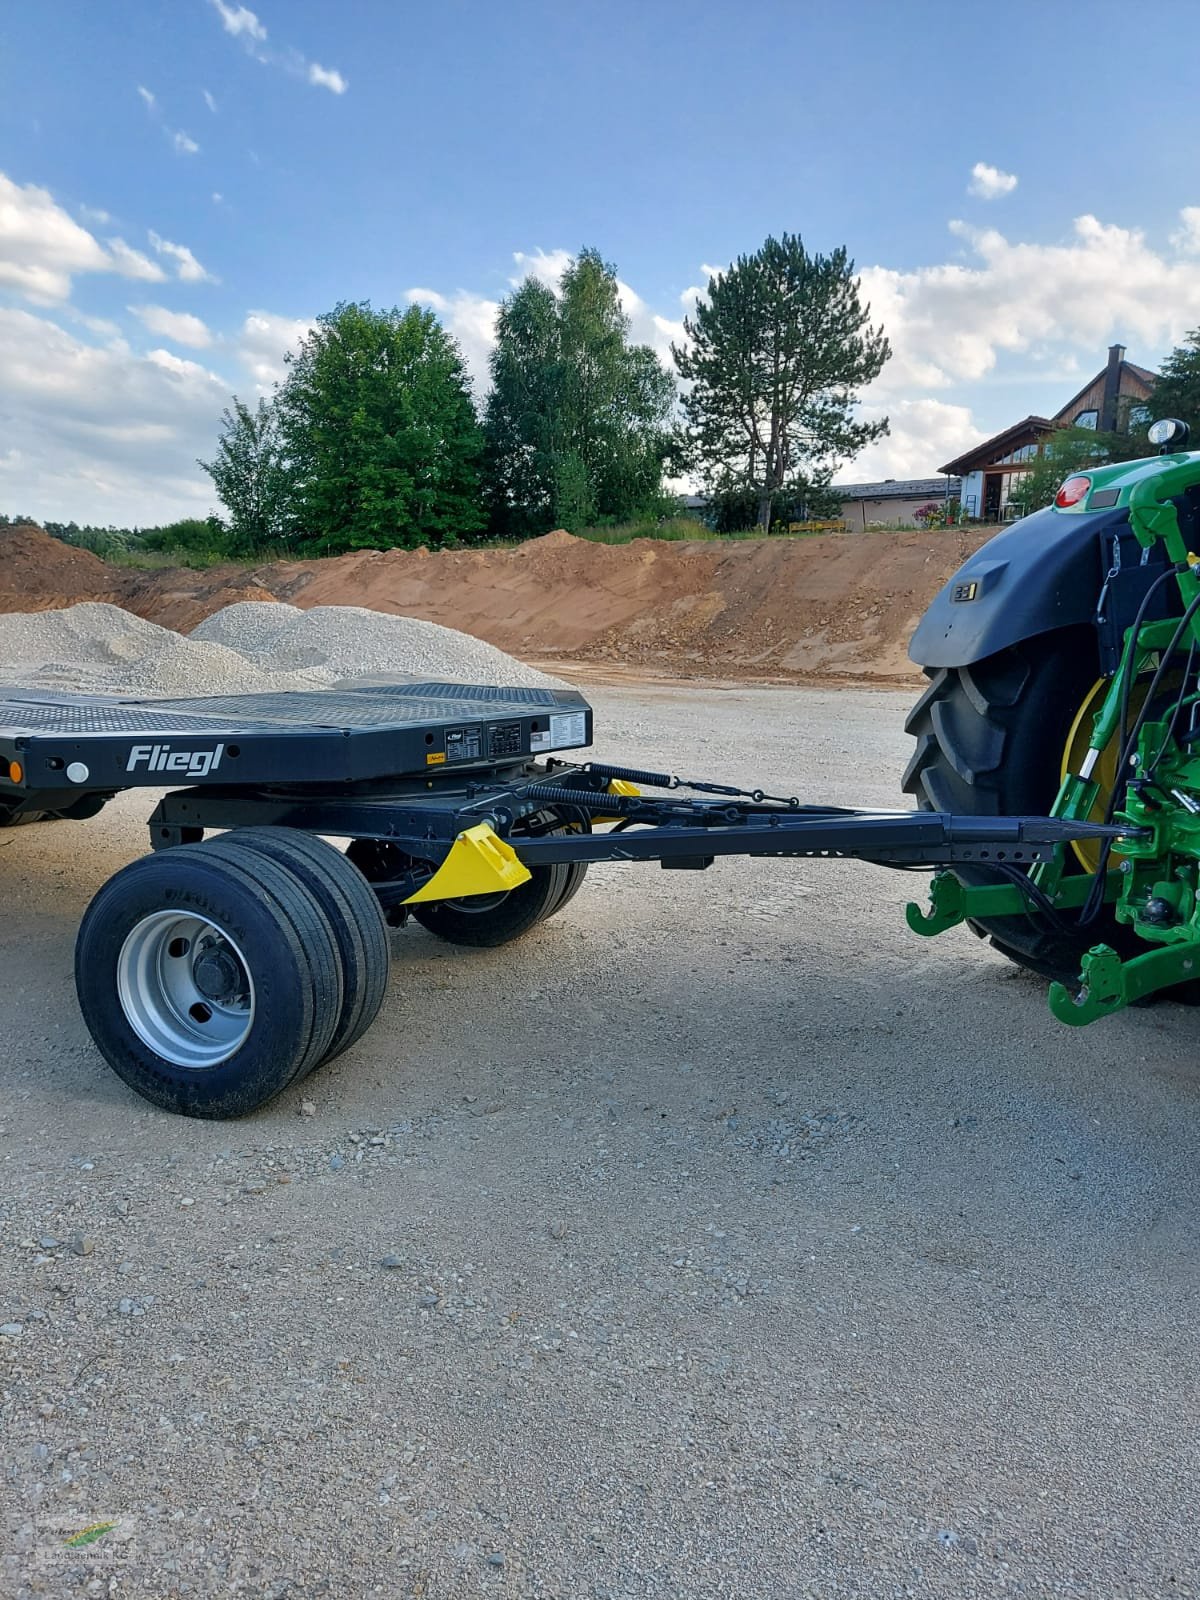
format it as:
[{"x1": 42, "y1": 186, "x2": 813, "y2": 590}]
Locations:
[
  {"x1": 835, "y1": 477, "x2": 960, "y2": 530},
  {"x1": 940, "y1": 345, "x2": 1156, "y2": 521}
]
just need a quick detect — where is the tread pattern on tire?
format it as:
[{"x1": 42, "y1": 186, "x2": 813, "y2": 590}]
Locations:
[
  {"x1": 217, "y1": 827, "x2": 390, "y2": 1067},
  {"x1": 194, "y1": 837, "x2": 344, "y2": 1080},
  {"x1": 901, "y1": 629, "x2": 1124, "y2": 982},
  {"x1": 77, "y1": 840, "x2": 344, "y2": 1117},
  {"x1": 409, "y1": 859, "x2": 569, "y2": 947}
]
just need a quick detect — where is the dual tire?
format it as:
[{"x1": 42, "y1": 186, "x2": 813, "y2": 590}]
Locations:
[{"x1": 76, "y1": 828, "x2": 390, "y2": 1119}]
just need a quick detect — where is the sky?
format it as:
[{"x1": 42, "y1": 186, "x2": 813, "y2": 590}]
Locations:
[{"x1": 5, "y1": 0, "x2": 1200, "y2": 524}]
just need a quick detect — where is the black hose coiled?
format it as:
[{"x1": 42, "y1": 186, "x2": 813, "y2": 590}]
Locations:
[{"x1": 582, "y1": 762, "x2": 677, "y2": 789}]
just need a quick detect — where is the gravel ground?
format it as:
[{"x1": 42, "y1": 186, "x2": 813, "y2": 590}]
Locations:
[{"x1": 1, "y1": 683, "x2": 1197, "y2": 1599}]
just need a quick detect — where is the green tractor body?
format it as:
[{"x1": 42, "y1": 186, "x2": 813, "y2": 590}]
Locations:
[{"x1": 905, "y1": 422, "x2": 1200, "y2": 1023}]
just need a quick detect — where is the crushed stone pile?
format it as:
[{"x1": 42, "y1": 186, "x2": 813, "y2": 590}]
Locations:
[
  {"x1": 0, "y1": 600, "x2": 559, "y2": 699},
  {"x1": 0, "y1": 603, "x2": 327, "y2": 696},
  {"x1": 191, "y1": 602, "x2": 561, "y2": 688}
]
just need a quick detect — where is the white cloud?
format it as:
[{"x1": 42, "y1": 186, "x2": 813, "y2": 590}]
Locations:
[
  {"x1": 615, "y1": 279, "x2": 684, "y2": 364},
  {"x1": 0, "y1": 174, "x2": 174, "y2": 302},
  {"x1": 70, "y1": 311, "x2": 123, "y2": 340},
  {"x1": 405, "y1": 288, "x2": 499, "y2": 388},
  {"x1": 212, "y1": 192, "x2": 224, "y2": 205},
  {"x1": 307, "y1": 62, "x2": 347, "y2": 94},
  {"x1": 137, "y1": 84, "x2": 156, "y2": 110},
  {"x1": 236, "y1": 309, "x2": 314, "y2": 387},
  {"x1": 0, "y1": 307, "x2": 226, "y2": 523},
  {"x1": 130, "y1": 304, "x2": 213, "y2": 348},
  {"x1": 845, "y1": 399, "x2": 984, "y2": 481},
  {"x1": 149, "y1": 231, "x2": 216, "y2": 284},
  {"x1": 859, "y1": 211, "x2": 1200, "y2": 403},
  {"x1": 0, "y1": 174, "x2": 110, "y2": 301},
  {"x1": 79, "y1": 204, "x2": 112, "y2": 226},
  {"x1": 203, "y1": 88, "x2": 218, "y2": 114},
  {"x1": 1171, "y1": 206, "x2": 1200, "y2": 254},
  {"x1": 105, "y1": 236, "x2": 166, "y2": 283},
  {"x1": 510, "y1": 248, "x2": 572, "y2": 289},
  {"x1": 210, "y1": 0, "x2": 267, "y2": 42},
  {"x1": 968, "y1": 161, "x2": 1018, "y2": 200},
  {"x1": 172, "y1": 129, "x2": 200, "y2": 156},
  {"x1": 208, "y1": 0, "x2": 346, "y2": 94}
]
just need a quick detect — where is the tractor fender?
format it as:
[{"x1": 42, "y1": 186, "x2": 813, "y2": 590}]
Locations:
[{"x1": 908, "y1": 504, "x2": 1132, "y2": 669}]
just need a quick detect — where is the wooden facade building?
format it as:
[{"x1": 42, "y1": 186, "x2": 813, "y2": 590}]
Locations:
[{"x1": 940, "y1": 345, "x2": 1157, "y2": 521}]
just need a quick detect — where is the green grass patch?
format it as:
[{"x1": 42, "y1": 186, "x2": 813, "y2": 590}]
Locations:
[{"x1": 571, "y1": 517, "x2": 718, "y2": 544}]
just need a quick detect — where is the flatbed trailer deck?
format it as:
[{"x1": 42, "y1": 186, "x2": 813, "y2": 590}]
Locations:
[{"x1": 0, "y1": 678, "x2": 1129, "y2": 1118}]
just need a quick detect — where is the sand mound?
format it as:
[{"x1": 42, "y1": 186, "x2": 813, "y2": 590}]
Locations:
[
  {"x1": 0, "y1": 522, "x2": 994, "y2": 686},
  {"x1": 192, "y1": 602, "x2": 561, "y2": 688},
  {"x1": 0, "y1": 527, "x2": 119, "y2": 612}
]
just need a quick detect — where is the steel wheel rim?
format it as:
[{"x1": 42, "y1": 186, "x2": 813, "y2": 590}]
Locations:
[
  {"x1": 441, "y1": 891, "x2": 512, "y2": 913},
  {"x1": 117, "y1": 911, "x2": 255, "y2": 1069}
]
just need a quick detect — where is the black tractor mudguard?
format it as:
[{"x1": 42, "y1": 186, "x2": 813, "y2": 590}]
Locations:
[{"x1": 908, "y1": 503, "x2": 1170, "y2": 671}]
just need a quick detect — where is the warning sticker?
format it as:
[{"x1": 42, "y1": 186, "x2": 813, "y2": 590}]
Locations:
[
  {"x1": 426, "y1": 751, "x2": 447, "y2": 765},
  {"x1": 529, "y1": 727, "x2": 552, "y2": 752},
  {"x1": 548, "y1": 711, "x2": 588, "y2": 750}
]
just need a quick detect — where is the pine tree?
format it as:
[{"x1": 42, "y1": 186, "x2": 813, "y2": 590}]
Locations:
[{"x1": 673, "y1": 234, "x2": 890, "y2": 530}]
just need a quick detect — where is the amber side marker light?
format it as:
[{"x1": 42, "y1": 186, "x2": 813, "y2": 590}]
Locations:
[{"x1": 8, "y1": 761, "x2": 24, "y2": 785}]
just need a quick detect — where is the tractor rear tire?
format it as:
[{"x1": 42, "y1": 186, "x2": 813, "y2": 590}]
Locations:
[{"x1": 902, "y1": 627, "x2": 1128, "y2": 983}]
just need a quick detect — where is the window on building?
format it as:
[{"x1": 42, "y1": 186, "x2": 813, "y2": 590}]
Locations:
[
  {"x1": 994, "y1": 442, "x2": 1038, "y2": 465},
  {"x1": 1129, "y1": 404, "x2": 1151, "y2": 426},
  {"x1": 1075, "y1": 410, "x2": 1098, "y2": 430}
]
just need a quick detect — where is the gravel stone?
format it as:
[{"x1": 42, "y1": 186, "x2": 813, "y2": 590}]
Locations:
[
  {"x1": 1, "y1": 679, "x2": 1195, "y2": 1599},
  {"x1": 0, "y1": 598, "x2": 558, "y2": 701},
  {"x1": 192, "y1": 601, "x2": 560, "y2": 689}
]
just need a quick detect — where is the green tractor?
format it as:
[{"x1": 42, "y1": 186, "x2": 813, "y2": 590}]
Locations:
[{"x1": 904, "y1": 416, "x2": 1200, "y2": 1021}]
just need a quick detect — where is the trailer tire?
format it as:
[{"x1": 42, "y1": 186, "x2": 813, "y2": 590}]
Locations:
[
  {"x1": 0, "y1": 795, "x2": 108, "y2": 827},
  {"x1": 902, "y1": 627, "x2": 1130, "y2": 983},
  {"x1": 347, "y1": 809, "x2": 587, "y2": 949},
  {"x1": 212, "y1": 828, "x2": 390, "y2": 1066},
  {"x1": 409, "y1": 859, "x2": 571, "y2": 948},
  {"x1": 76, "y1": 842, "x2": 343, "y2": 1118}
]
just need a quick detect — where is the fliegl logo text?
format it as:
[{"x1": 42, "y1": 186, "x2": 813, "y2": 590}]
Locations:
[{"x1": 126, "y1": 743, "x2": 225, "y2": 777}]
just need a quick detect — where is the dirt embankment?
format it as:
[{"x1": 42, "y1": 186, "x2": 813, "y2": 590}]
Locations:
[{"x1": 0, "y1": 524, "x2": 992, "y2": 684}]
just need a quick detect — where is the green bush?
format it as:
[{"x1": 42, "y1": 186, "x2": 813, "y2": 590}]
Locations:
[{"x1": 137, "y1": 516, "x2": 230, "y2": 556}]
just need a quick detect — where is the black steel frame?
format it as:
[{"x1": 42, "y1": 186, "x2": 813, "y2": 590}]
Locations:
[{"x1": 146, "y1": 762, "x2": 1132, "y2": 874}]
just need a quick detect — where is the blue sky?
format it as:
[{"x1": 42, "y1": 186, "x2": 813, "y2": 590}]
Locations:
[{"x1": 4, "y1": 0, "x2": 1200, "y2": 522}]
